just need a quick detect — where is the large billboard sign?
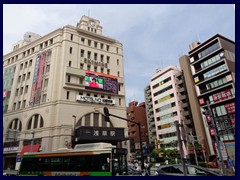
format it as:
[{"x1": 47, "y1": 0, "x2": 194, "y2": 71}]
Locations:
[{"x1": 85, "y1": 70, "x2": 118, "y2": 94}]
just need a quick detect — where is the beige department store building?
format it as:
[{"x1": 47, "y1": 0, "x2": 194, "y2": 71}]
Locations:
[{"x1": 3, "y1": 16, "x2": 129, "y2": 170}]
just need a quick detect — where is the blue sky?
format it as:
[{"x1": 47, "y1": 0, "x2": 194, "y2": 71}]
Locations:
[{"x1": 3, "y1": 4, "x2": 235, "y2": 104}]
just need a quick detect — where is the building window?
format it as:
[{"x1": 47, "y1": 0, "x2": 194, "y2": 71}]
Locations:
[
  {"x1": 88, "y1": 40, "x2": 91, "y2": 46},
  {"x1": 17, "y1": 101, "x2": 21, "y2": 109},
  {"x1": 70, "y1": 34, "x2": 73, "y2": 41},
  {"x1": 117, "y1": 59, "x2": 119, "y2": 65},
  {"x1": 67, "y1": 75, "x2": 71, "y2": 83},
  {"x1": 20, "y1": 63, "x2": 23, "y2": 70},
  {"x1": 13, "y1": 103, "x2": 16, "y2": 110},
  {"x1": 50, "y1": 38, "x2": 53, "y2": 45},
  {"x1": 22, "y1": 100, "x2": 26, "y2": 109},
  {"x1": 25, "y1": 85, "x2": 28, "y2": 93},
  {"x1": 106, "y1": 45, "x2": 109, "y2": 51},
  {"x1": 101, "y1": 68, "x2": 104, "y2": 73},
  {"x1": 81, "y1": 38, "x2": 85, "y2": 43},
  {"x1": 15, "y1": 89, "x2": 19, "y2": 96},
  {"x1": 81, "y1": 50, "x2": 84, "y2": 57},
  {"x1": 66, "y1": 91, "x2": 70, "y2": 99},
  {"x1": 107, "y1": 69, "x2": 110, "y2": 74},
  {"x1": 94, "y1": 53, "x2": 98, "y2": 60},
  {"x1": 22, "y1": 74, "x2": 26, "y2": 81},
  {"x1": 45, "y1": 41, "x2": 48, "y2": 47},
  {"x1": 94, "y1": 66, "x2": 97, "y2": 72},
  {"x1": 40, "y1": 44, "x2": 43, "y2": 49},
  {"x1": 29, "y1": 59, "x2": 32, "y2": 66},
  {"x1": 79, "y1": 78, "x2": 83, "y2": 84},
  {"x1": 25, "y1": 61, "x2": 28, "y2": 68},
  {"x1": 107, "y1": 56, "x2": 110, "y2": 63},
  {"x1": 119, "y1": 84, "x2": 121, "y2": 91},
  {"x1": 69, "y1": 47, "x2": 73, "y2": 54},
  {"x1": 44, "y1": 79, "x2": 48, "y2": 88},
  {"x1": 32, "y1": 48, "x2": 35, "y2": 53},
  {"x1": 69, "y1": 61, "x2": 72, "y2": 67},
  {"x1": 18, "y1": 76, "x2": 21, "y2": 83},
  {"x1": 46, "y1": 64, "x2": 50, "y2": 73},
  {"x1": 23, "y1": 52, "x2": 26, "y2": 57},
  {"x1": 87, "y1": 65, "x2": 91, "y2": 71},
  {"x1": 80, "y1": 63, "x2": 84, "y2": 69},
  {"x1": 20, "y1": 87, "x2": 23, "y2": 95},
  {"x1": 87, "y1": 51, "x2": 91, "y2": 59},
  {"x1": 118, "y1": 71, "x2": 120, "y2": 77},
  {"x1": 100, "y1": 55, "x2": 104, "y2": 62},
  {"x1": 100, "y1": 43, "x2": 104, "y2": 50},
  {"x1": 116, "y1": 47, "x2": 119, "y2": 53},
  {"x1": 42, "y1": 94, "x2": 47, "y2": 103},
  {"x1": 27, "y1": 72, "x2": 31, "y2": 79},
  {"x1": 94, "y1": 41, "x2": 98, "y2": 48}
]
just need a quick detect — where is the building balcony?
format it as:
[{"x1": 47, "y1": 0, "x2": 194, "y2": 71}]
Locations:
[
  {"x1": 179, "y1": 95, "x2": 187, "y2": 101},
  {"x1": 181, "y1": 102, "x2": 189, "y2": 108},
  {"x1": 181, "y1": 111, "x2": 190, "y2": 116},
  {"x1": 178, "y1": 87, "x2": 185, "y2": 93},
  {"x1": 175, "y1": 79, "x2": 184, "y2": 85},
  {"x1": 65, "y1": 66, "x2": 85, "y2": 77}
]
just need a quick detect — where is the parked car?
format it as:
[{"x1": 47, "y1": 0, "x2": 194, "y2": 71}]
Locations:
[{"x1": 154, "y1": 164, "x2": 222, "y2": 176}]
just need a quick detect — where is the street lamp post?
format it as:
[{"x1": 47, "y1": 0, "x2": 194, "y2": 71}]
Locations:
[
  {"x1": 72, "y1": 115, "x2": 77, "y2": 147},
  {"x1": 29, "y1": 131, "x2": 35, "y2": 152},
  {"x1": 174, "y1": 121, "x2": 187, "y2": 176},
  {"x1": 103, "y1": 107, "x2": 145, "y2": 174}
]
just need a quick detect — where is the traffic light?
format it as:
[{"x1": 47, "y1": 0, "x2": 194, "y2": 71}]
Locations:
[{"x1": 103, "y1": 107, "x2": 110, "y2": 122}]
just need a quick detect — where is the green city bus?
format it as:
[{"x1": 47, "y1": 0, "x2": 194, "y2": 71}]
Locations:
[{"x1": 18, "y1": 142, "x2": 128, "y2": 176}]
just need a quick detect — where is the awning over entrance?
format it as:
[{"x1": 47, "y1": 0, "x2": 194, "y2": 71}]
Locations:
[{"x1": 20, "y1": 144, "x2": 40, "y2": 157}]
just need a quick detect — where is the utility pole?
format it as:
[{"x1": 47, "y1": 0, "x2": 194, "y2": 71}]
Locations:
[
  {"x1": 29, "y1": 131, "x2": 35, "y2": 152},
  {"x1": 174, "y1": 121, "x2": 187, "y2": 176},
  {"x1": 205, "y1": 101, "x2": 226, "y2": 175},
  {"x1": 103, "y1": 107, "x2": 145, "y2": 174}
]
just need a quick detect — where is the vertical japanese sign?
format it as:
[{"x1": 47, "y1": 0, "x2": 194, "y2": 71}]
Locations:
[{"x1": 30, "y1": 53, "x2": 45, "y2": 105}]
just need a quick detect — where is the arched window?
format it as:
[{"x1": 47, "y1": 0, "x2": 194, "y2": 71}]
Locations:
[
  {"x1": 6, "y1": 118, "x2": 22, "y2": 141},
  {"x1": 77, "y1": 113, "x2": 113, "y2": 128},
  {"x1": 27, "y1": 114, "x2": 44, "y2": 130}
]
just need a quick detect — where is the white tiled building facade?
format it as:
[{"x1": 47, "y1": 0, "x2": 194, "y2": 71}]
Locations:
[
  {"x1": 149, "y1": 66, "x2": 188, "y2": 153},
  {"x1": 3, "y1": 16, "x2": 128, "y2": 169}
]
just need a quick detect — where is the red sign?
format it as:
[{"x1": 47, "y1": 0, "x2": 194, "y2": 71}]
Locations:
[
  {"x1": 213, "y1": 89, "x2": 233, "y2": 103},
  {"x1": 225, "y1": 102, "x2": 235, "y2": 114},
  {"x1": 199, "y1": 98, "x2": 205, "y2": 105},
  {"x1": 210, "y1": 128, "x2": 215, "y2": 136}
]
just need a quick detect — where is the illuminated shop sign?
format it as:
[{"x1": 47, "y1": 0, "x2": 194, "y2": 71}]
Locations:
[
  {"x1": 224, "y1": 102, "x2": 235, "y2": 114},
  {"x1": 212, "y1": 89, "x2": 233, "y2": 103},
  {"x1": 76, "y1": 95, "x2": 115, "y2": 105},
  {"x1": 85, "y1": 70, "x2": 118, "y2": 94}
]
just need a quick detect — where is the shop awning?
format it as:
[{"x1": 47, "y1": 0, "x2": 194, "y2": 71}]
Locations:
[{"x1": 20, "y1": 144, "x2": 40, "y2": 157}]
